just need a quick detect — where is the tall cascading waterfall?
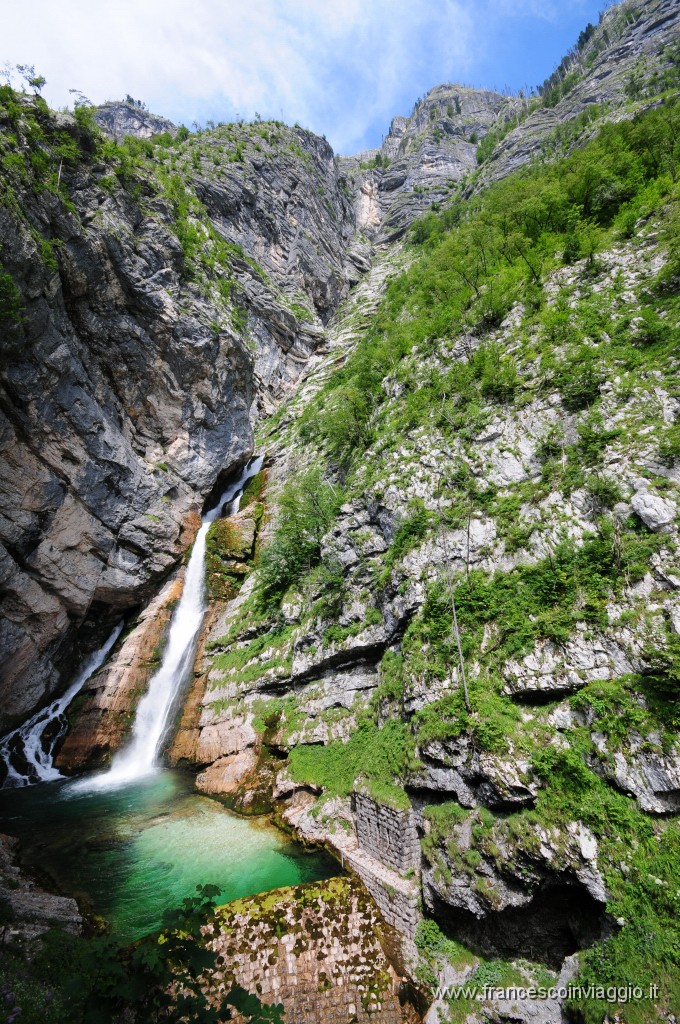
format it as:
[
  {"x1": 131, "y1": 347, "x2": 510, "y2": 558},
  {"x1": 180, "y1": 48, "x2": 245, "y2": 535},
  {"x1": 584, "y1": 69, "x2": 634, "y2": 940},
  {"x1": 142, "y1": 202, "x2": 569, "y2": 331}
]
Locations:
[
  {"x1": 0, "y1": 621, "x2": 125, "y2": 788},
  {"x1": 71, "y1": 454, "x2": 264, "y2": 794}
]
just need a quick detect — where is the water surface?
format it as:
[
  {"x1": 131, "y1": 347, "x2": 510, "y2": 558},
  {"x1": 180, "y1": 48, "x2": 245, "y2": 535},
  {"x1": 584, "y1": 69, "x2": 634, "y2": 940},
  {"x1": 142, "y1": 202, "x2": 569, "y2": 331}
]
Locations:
[{"x1": 0, "y1": 769, "x2": 337, "y2": 941}]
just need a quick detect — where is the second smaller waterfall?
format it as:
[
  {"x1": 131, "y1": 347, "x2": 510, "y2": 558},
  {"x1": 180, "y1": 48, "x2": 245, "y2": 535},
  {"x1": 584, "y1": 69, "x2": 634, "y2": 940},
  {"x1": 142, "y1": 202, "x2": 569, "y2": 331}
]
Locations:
[
  {"x1": 0, "y1": 621, "x2": 124, "y2": 789},
  {"x1": 73, "y1": 455, "x2": 264, "y2": 793}
]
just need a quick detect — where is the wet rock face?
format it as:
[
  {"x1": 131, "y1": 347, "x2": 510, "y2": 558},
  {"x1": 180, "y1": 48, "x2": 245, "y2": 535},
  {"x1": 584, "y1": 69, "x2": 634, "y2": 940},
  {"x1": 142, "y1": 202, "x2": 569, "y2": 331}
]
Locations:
[
  {"x1": 55, "y1": 570, "x2": 185, "y2": 771},
  {"x1": 0, "y1": 154, "x2": 253, "y2": 731}
]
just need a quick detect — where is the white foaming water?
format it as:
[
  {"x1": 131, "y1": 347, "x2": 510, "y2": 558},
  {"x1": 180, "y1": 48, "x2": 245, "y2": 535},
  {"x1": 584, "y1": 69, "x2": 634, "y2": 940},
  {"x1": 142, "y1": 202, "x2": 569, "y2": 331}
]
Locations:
[
  {"x1": 71, "y1": 455, "x2": 264, "y2": 794},
  {"x1": 0, "y1": 621, "x2": 124, "y2": 789}
]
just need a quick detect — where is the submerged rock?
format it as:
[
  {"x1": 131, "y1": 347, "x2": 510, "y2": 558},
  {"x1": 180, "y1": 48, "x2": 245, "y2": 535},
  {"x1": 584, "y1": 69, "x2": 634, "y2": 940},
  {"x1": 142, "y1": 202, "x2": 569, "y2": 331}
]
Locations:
[{"x1": 0, "y1": 832, "x2": 82, "y2": 942}]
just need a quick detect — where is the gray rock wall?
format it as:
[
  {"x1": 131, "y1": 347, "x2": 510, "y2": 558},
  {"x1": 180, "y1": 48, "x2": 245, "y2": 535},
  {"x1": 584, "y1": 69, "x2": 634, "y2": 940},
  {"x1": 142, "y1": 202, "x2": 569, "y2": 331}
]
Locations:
[
  {"x1": 0, "y1": 156, "x2": 253, "y2": 729},
  {"x1": 478, "y1": 0, "x2": 680, "y2": 186},
  {"x1": 94, "y1": 101, "x2": 177, "y2": 140},
  {"x1": 0, "y1": 103, "x2": 359, "y2": 731},
  {"x1": 340, "y1": 85, "x2": 508, "y2": 241}
]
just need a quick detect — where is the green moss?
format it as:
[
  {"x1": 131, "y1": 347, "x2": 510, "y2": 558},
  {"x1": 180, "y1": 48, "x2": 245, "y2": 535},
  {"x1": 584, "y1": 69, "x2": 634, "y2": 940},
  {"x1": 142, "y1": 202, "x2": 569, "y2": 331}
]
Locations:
[
  {"x1": 240, "y1": 469, "x2": 268, "y2": 507},
  {"x1": 205, "y1": 513, "x2": 261, "y2": 599},
  {"x1": 0, "y1": 267, "x2": 24, "y2": 326},
  {"x1": 208, "y1": 624, "x2": 294, "y2": 689}
]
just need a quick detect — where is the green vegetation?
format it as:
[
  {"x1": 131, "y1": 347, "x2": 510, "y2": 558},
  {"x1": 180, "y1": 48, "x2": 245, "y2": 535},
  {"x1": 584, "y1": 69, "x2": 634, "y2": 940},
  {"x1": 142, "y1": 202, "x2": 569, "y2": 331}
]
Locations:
[
  {"x1": 0, "y1": 885, "x2": 283, "y2": 1023},
  {"x1": 415, "y1": 918, "x2": 478, "y2": 988},
  {"x1": 570, "y1": 822, "x2": 680, "y2": 1024},
  {"x1": 6, "y1": 57, "x2": 679, "y2": 1023},
  {"x1": 415, "y1": 916, "x2": 555, "y2": 1020},
  {"x1": 0, "y1": 85, "x2": 298, "y2": 337},
  {"x1": 0, "y1": 267, "x2": 23, "y2": 326},
  {"x1": 257, "y1": 466, "x2": 344, "y2": 603},
  {"x1": 240, "y1": 468, "x2": 268, "y2": 508},
  {"x1": 240, "y1": 93, "x2": 680, "y2": 1023},
  {"x1": 289, "y1": 98, "x2": 679, "y2": 488},
  {"x1": 288, "y1": 718, "x2": 412, "y2": 808},
  {"x1": 208, "y1": 623, "x2": 294, "y2": 689},
  {"x1": 359, "y1": 153, "x2": 390, "y2": 170},
  {"x1": 205, "y1": 508, "x2": 262, "y2": 600}
]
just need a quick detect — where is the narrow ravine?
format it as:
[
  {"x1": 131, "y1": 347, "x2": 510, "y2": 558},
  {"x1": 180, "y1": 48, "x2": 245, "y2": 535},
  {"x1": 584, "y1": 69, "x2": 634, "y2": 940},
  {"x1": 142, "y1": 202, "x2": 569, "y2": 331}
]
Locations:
[
  {"x1": 73, "y1": 454, "x2": 264, "y2": 793},
  {"x1": 0, "y1": 453, "x2": 337, "y2": 943}
]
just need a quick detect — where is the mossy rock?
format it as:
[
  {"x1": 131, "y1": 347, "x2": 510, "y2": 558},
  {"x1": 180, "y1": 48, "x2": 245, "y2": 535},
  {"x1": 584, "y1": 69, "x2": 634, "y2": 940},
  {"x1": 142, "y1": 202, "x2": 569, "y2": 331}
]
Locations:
[
  {"x1": 207, "y1": 514, "x2": 257, "y2": 561},
  {"x1": 206, "y1": 511, "x2": 262, "y2": 598},
  {"x1": 241, "y1": 469, "x2": 268, "y2": 508}
]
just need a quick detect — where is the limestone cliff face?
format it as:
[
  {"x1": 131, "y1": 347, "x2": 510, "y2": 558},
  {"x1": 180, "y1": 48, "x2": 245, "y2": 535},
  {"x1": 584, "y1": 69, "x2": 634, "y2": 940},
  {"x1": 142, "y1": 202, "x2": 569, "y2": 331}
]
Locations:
[
  {"x1": 94, "y1": 100, "x2": 178, "y2": 140},
  {"x1": 0, "y1": 102, "x2": 358, "y2": 731},
  {"x1": 479, "y1": 0, "x2": 680, "y2": 185},
  {"x1": 174, "y1": 2, "x2": 680, "y2": 992},
  {"x1": 183, "y1": 121, "x2": 357, "y2": 413},
  {"x1": 340, "y1": 85, "x2": 507, "y2": 241},
  {"x1": 339, "y1": 0, "x2": 680, "y2": 241},
  {"x1": 0, "y1": 123, "x2": 252, "y2": 730},
  {"x1": 2, "y1": 0, "x2": 678, "y2": 745}
]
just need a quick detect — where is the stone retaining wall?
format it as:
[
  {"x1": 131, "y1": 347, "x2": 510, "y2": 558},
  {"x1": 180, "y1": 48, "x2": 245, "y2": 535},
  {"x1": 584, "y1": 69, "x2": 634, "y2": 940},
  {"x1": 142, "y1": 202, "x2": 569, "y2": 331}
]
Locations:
[
  {"x1": 208, "y1": 877, "x2": 421, "y2": 1024},
  {"x1": 353, "y1": 791, "x2": 421, "y2": 874}
]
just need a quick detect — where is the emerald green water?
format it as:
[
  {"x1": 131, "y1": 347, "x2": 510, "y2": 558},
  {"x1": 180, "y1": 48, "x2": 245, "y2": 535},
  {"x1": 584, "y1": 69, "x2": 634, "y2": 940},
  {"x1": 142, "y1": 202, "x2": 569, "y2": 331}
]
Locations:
[{"x1": 0, "y1": 769, "x2": 337, "y2": 941}]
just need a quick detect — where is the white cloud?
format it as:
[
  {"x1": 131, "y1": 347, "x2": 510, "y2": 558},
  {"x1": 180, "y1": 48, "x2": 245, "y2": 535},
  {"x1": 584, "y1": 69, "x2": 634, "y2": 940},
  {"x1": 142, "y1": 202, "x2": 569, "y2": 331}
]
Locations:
[
  {"x1": 4, "y1": 0, "x2": 478, "y2": 150},
  {"x1": 2, "y1": 0, "x2": 600, "y2": 152}
]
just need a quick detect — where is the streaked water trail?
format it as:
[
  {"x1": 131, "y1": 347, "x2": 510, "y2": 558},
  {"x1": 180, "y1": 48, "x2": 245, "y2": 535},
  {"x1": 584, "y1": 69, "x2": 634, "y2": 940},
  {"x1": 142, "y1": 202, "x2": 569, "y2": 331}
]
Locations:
[
  {"x1": 71, "y1": 454, "x2": 264, "y2": 794},
  {"x1": 0, "y1": 621, "x2": 124, "y2": 788}
]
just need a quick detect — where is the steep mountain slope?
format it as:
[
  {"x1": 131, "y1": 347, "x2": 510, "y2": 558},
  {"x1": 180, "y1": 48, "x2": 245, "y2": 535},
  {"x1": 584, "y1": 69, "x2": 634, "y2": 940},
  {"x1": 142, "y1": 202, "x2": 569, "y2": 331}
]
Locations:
[
  {"x1": 480, "y1": 0, "x2": 680, "y2": 184},
  {"x1": 340, "y1": 85, "x2": 507, "y2": 240},
  {"x1": 2, "y1": 0, "x2": 678, "y2": 735},
  {"x1": 341, "y1": 0, "x2": 680, "y2": 241},
  {"x1": 0, "y1": 98, "x2": 356, "y2": 731},
  {"x1": 1, "y1": 0, "x2": 680, "y2": 1017},
  {"x1": 178, "y1": 88, "x2": 680, "y2": 1024}
]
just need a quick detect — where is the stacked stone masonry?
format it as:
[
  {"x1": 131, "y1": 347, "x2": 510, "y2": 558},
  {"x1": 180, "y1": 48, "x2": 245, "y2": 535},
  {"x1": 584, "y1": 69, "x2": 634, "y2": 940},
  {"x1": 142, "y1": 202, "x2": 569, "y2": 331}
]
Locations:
[
  {"x1": 353, "y1": 792, "x2": 421, "y2": 874},
  {"x1": 207, "y1": 878, "x2": 421, "y2": 1024}
]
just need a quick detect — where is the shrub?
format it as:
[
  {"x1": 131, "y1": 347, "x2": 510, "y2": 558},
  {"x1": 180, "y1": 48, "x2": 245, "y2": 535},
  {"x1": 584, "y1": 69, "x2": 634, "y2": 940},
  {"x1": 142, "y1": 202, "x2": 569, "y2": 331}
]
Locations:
[
  {"x1": 258, "y1": 466, "x2": 343, "y2": 602},
  {"x1": 553, "y1": 351, "x2": 604, "y2": 410},
  {"x1": 0, "y1": 270, "x2": 23, "y2": 326}
]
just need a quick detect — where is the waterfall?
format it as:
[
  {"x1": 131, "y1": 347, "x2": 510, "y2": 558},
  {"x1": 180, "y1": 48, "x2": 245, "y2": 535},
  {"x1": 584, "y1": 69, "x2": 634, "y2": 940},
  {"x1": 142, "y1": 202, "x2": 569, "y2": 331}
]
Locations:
[
  {"x1": 0, "y1": 621, "x2": 124, "y2": 789},
  {"x1": 71, "y1": 454, "x2": 264, "y2": 794}
]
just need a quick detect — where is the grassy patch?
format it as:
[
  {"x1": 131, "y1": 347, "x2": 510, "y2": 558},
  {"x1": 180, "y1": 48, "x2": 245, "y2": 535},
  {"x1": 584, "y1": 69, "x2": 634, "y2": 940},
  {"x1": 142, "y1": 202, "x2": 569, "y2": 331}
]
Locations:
[{"x1": 288, "y1": 719, "x2": 413, "y2": 809}]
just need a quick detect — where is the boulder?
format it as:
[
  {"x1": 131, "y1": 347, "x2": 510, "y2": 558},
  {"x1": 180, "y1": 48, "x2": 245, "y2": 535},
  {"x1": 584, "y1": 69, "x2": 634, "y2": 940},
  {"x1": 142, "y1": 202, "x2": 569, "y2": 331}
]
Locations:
[{"x1": 631, "y1": 490, "x2": 677, "y2": 531}]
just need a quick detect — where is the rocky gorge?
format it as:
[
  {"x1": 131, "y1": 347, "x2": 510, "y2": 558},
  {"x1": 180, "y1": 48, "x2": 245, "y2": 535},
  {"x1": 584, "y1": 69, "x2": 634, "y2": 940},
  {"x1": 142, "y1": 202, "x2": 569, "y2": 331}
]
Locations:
[{"x1": 1, "y1": 1, "x2": 680, "y2": 1021}]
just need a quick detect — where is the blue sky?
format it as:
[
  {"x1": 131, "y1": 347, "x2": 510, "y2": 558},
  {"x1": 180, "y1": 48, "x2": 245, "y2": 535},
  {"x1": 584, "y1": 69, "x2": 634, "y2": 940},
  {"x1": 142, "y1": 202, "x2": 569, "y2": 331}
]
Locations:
[{"x1": 5, "y1": 0, "x2": 611, "y2": 154}]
